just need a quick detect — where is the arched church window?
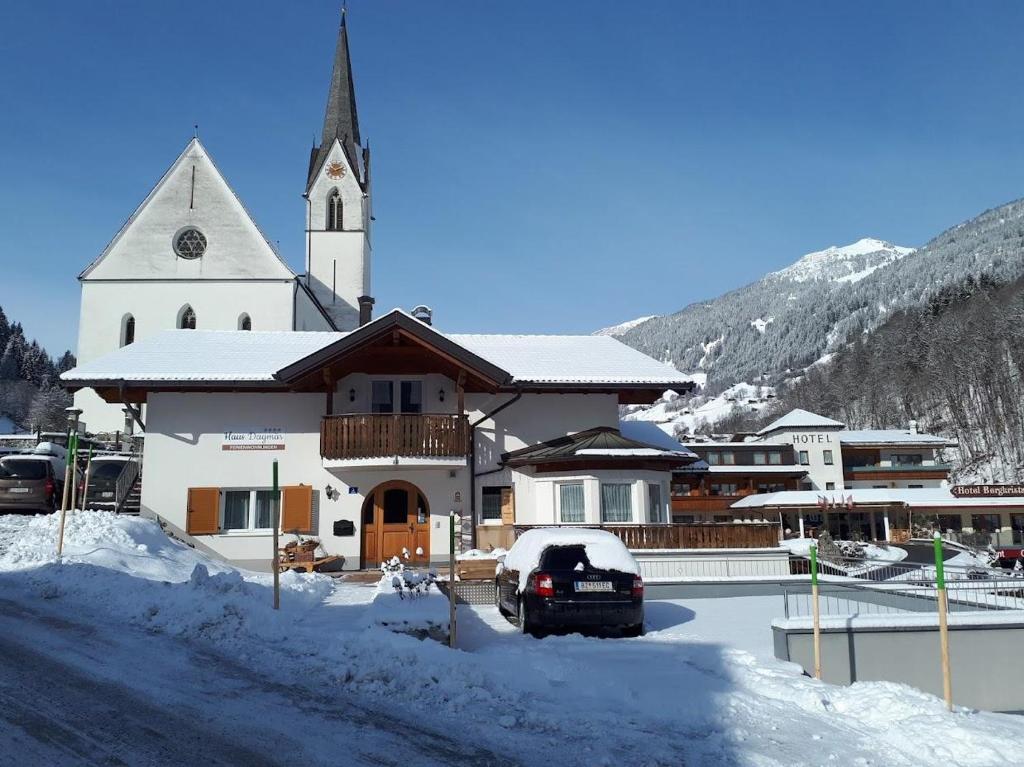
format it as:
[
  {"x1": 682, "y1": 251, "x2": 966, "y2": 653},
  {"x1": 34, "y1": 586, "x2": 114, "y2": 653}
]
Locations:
[
  {"x1": 178, "y1": 305, "x2": 196, "y2": 330},
  {"x1": 173, "y1": 228, "x2": 207, "y2": 259},
  {"x1": 121, "y1": 314, "x2": 135, "y2": 347},
  {"x1": 239, "y1": 313, "x2": 252, "y2": 331},
  {"x1": 327, "y1": 189, "x2": 343, "y2": 232}
]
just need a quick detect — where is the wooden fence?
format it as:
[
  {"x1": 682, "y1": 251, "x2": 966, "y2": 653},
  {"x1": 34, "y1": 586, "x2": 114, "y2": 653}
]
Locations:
[{"x1": 513, "y1": 523, "x2": 781, "y2": 550}]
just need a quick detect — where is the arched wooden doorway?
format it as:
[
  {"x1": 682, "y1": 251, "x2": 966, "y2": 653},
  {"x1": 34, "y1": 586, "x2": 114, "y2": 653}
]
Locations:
[{"x1": 361, "y1": 480, "x2": 430, "y2": 568}]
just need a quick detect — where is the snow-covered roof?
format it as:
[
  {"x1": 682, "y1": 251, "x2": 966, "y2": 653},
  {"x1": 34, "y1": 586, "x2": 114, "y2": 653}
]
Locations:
[
  {"x1": 731, "y1": 488, "x2": 1024, "y2": 509},
  {"x1": 757, "y1": 408, "x2": 845, "y2": 435},
  {"x1": 62, "y1": 310, "x2": 692, "y2": 389},
  {"x1": 618, "y1": 421, "x2": 692, "y2": 452},
  {"x1": 838, "y1": 430, "x2": 953, "y2": 447},
  {"x1": 449, "y1": 333, "x2": 686, "y2": 385},
  {"x1": 62, "y1": 330, "x2": 344, "y2": 383}
]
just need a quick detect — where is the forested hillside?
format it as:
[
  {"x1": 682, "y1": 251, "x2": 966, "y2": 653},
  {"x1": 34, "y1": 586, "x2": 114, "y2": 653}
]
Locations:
[
  {"x1": 621, "y1": 198, "x2": 1024, "y2": 390},
  {"x1": 0, "y1": 306, "x2": 76, "y2": 432},
  {"x1": 709, "y1": 275, "x2": 1024, "y2": 482}
]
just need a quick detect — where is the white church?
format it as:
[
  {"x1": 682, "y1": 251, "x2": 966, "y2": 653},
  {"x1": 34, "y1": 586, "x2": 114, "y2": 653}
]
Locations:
[{"x1": 74, "y1": 13, "x2": 373, "y2": 434}]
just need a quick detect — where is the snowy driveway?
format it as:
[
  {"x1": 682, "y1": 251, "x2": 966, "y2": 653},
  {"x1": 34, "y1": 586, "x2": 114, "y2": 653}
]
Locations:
[
  {"x1": 2, "y1": 511, "x2": 1023, "y2": 767},
  {"x1": 0, "y1": 595, "x2": 514, "y2": 767}
]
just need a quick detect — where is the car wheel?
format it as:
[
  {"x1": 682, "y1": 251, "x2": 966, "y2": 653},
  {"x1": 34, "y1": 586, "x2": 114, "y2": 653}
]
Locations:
[
  {"x1": 495, "y1": 582, "x2": 509, "y2": 617},
  {"x1": 517, "y1": 597, "x2": 533, "y2": 636},
  {"x1": 623, "y1": 622, "x2": 645, "y2": 638}
]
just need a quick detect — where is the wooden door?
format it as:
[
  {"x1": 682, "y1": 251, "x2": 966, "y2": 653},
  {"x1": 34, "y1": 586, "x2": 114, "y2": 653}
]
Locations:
[{"x1": 362, "y1": 481, "x2": 430, "y2": 567}]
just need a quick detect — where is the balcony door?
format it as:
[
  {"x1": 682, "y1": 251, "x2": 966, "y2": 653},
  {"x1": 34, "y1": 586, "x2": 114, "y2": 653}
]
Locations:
[{"x1": 361, "y1": 480, "x2": 430, "y2": 568}]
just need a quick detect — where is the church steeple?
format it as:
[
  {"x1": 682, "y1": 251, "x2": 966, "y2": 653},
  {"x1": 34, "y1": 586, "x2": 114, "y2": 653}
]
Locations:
[{"x1": 307, "y1": 8, "x2": 363, "y2": 190}]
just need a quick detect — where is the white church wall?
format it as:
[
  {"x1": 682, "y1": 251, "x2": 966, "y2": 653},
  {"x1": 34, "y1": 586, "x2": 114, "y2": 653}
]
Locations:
[{"x1": 74, "y1": 279, "x2": 297, "y2": 433}]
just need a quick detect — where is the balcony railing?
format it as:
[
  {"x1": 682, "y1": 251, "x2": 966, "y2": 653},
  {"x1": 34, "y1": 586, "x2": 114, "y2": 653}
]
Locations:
[
  {"x1": 846, "y1": 463, "x2": 952, "y2": 473},
  {"x1": 321, "y1": 413, "x2": 469, "y2": 460},
  {"x1": 514, "y1": 522, "x2": 782, "y2": 550}
]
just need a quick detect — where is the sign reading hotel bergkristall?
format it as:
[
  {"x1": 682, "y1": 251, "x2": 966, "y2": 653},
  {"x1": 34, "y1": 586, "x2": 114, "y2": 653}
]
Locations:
[
  {"x1": 951, "y1": 484, "x2": 1024, "y2": 498},
  {"x1": 222, "y1": 428, "x2": 285, "y2": 451}
]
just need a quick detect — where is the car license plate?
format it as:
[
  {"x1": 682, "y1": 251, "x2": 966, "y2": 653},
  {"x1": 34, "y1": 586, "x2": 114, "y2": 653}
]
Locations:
[
  {"x1": 102, "y1": 491, "x2": 114, "y2": 498},
  {"x1": 9, "y1": 487, "x2": 29, "y2": 494},
  {"x1": 575, "y1": 581, "x2": 612, "y2": 592}
]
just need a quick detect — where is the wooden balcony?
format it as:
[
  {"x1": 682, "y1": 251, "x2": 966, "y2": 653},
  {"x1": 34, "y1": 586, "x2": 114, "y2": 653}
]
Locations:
[
  {"x1": 514, "y1": 523, "x2": 782, "y2": 550},
  {"x1": 321, "y1": 413, "x2": 469, "y2": 461}
]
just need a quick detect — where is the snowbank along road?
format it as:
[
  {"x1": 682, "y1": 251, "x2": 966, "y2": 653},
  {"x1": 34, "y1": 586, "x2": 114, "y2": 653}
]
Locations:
[{"x1": 1, "y1": 511, "x2": 1022, "y2": 767}]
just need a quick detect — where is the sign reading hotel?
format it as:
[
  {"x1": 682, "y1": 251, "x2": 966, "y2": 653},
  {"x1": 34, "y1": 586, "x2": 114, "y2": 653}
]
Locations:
[
  {"x1": 951, "y1": 484, "x2": 1024, "y2": 498},
  {"x1": 222, "y1": 428, "x2": 285, "y2": 451}
]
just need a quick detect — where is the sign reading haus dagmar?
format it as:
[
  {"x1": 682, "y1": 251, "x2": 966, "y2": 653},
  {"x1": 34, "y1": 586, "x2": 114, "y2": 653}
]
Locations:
[{"x1": 222, "y1": 428, "x2": 285, "y2": 451}]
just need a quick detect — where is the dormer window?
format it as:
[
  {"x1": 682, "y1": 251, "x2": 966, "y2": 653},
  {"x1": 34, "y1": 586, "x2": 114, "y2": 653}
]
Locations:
[{"x1": 327, "y1": 189, "x2": 343, "y2": 231}]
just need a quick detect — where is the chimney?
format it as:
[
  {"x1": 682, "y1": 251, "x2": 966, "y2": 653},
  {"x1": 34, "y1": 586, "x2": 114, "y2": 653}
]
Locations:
[
  {"x1": 908, "y1": 419, "x2": 918, "y2": 434},
  {"x1": 411, "y1": 305, "x2": 433, "y2": 326},
  {"x1": 358, "y1": 295, "x2": 375, "y2": 326}
]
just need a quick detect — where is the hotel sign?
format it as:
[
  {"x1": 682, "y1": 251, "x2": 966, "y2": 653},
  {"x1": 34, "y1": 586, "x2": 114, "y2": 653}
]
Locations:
[
  {"x1": 950, "y1": 484, "x2": 1024, "y2": 498},
  {"x1": 222, "y1": 428, "x2": 285, "y2": 451}
]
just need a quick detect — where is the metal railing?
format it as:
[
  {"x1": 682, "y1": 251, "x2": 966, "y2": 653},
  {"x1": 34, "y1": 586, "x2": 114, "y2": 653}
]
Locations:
[{"x1": 114, "y1": 458, "x2": 141, "y2": 512}]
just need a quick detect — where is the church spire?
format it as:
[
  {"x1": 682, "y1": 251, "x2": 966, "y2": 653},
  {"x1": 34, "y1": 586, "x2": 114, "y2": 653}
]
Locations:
[{"x1": 307, "y1": 6, "x2": 362, "y2": 189}]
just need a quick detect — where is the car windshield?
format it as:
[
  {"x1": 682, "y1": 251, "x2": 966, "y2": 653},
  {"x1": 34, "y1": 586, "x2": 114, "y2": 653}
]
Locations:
[
  {"x1": 90, "y1": 462, "x2": 125, "y2": 480},
  {"x1": 0, "y1": 459, "x2": 47, "y2": 480},
  {"x1": 540, "y1": 545, "x2": 590, "y2": 571}
]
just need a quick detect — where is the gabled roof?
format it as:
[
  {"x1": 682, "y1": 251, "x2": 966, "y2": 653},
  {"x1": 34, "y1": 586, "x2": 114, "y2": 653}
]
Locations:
[
  {"x1": 62, "y1": 309, "x2": 695, "y2": 397},
  {"x1": 757, "y1": 408, "x2": 845, "y2": 436},
  {"x1": 80, "y1": 138, "x2": 295, "y2": 282},
  {"x1": 503, "y1": 426, "x2": 697, "y2": 468}
]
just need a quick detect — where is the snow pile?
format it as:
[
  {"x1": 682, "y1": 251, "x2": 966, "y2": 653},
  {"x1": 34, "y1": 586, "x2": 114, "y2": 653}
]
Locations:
[
  {"x1": 502, "y1": 528, "x2": 639, "y2": 590},
  {"x1": 781, "y1": 536, "x2": 908, "y2": 564},
  {"x1": 0, "y1": 511, "x2": 333, "y2": 642},
  {"x1": 363, "y1": 567, "x2": 449, "y2": 640},
  {"x1": 456, "y1": 547, "x2": 506, "y2": 560}
]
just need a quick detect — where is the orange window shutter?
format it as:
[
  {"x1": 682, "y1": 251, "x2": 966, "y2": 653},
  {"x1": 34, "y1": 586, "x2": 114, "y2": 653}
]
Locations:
[
  {"x1": 282, "y1": 485, "x2": 314, "y2": 534},
  {"x1": 500, "y1": 487, "x2": 515, "y2": 525},
  {"x1": 186, "y1": 487, "x2": 220, "y2": 535}
]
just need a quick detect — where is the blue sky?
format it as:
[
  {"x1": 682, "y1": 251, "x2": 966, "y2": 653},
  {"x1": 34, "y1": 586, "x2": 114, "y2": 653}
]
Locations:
[{"x1": 3, "y1": 1, "x2": 1024, "y2": 356}]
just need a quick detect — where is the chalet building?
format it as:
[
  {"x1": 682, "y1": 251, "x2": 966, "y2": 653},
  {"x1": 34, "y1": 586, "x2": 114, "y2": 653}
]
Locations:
[
  {"x1": 668, "y1": 408, "x2": 1024, "y2": 547},
  {"x1": 61, "y1": 310, "x2": 696, "y2": 569}
]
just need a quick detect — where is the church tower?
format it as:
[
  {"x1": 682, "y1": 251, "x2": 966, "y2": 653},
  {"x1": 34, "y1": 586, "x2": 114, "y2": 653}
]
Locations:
[{"x1": 305, "y1": 10, "x2": 374, "y2": 330}]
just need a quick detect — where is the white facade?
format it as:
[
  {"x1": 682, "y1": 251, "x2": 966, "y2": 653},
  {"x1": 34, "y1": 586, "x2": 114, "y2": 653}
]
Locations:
[
  {"x1": 140, "y1": 387, "x2": 675, "y2": 570},
  {"x1": 305, "y1": 139, "x2": 371, "y2": 330},
  {"x1": 73, "y1": 139, "x2": 339, "y2": 433},
  {"x1": 758, "y1": 427, "x2": 846, "y2": 491}
]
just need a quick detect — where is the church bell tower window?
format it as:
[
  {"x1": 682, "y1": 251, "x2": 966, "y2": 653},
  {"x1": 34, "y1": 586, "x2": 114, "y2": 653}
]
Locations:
[
  {"x1": 327, "y1": 189, "x2": 343, "y2": 231},
  {"x1": 121, "y1": 314, "x2": 135, "y2": 347}
]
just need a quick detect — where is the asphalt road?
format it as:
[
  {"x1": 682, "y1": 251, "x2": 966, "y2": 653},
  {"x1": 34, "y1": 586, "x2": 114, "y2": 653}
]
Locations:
[
  {"x1": 901, "y1": 540, "x2": 959, "y2": 565},
  {"x1": 0, "y1": 596, "x2": 515, "y2": 767}
]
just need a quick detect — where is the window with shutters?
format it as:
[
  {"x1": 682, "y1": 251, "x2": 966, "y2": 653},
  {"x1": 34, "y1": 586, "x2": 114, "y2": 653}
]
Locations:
[{"x1": 220, "y1": 488, "x2": 279, "y2": 532}]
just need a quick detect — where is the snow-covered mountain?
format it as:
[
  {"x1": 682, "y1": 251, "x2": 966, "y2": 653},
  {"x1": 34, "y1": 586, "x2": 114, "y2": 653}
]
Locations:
[
  {"x1": 618, "y1": 198, "x2": 1024, "y2": 394},
  {"x1": 594, "y1": 315, "x2": 657, "y2": 337},
  {"x1": 770, "y1": 238, "x2": 914, "y2": 284}
]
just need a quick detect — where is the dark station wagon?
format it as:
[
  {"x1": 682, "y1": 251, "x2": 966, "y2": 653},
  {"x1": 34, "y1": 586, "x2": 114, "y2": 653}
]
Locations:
[{"x1": 496, "y1": 529, "x2": 645, "y2": 637}]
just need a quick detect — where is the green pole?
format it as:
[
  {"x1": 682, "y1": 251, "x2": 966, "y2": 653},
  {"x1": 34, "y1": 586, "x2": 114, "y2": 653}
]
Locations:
[
  {"x1": 272, "y1": 460, "x2": 280, "y2": 610},
  {"x1": 809, "y1": 543, "x2": 819, "y2": 587},
  {"x1": 933, "y1": 532, "x2": 945, "y2": 590}
]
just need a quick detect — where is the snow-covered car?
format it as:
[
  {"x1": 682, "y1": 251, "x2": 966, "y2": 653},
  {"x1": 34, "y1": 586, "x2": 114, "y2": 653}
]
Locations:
[{"x1": 495, "y1": 528, "x2": 644, "y2": 637}]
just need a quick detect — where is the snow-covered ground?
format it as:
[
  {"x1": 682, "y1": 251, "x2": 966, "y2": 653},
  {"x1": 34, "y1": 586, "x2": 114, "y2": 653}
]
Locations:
[
  {"x1": 622, "y1": 381, "x2": 775, "y2": 438},
  {"x1": 1, "y1": 511, "x2": 1022, "y2": 766}
]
